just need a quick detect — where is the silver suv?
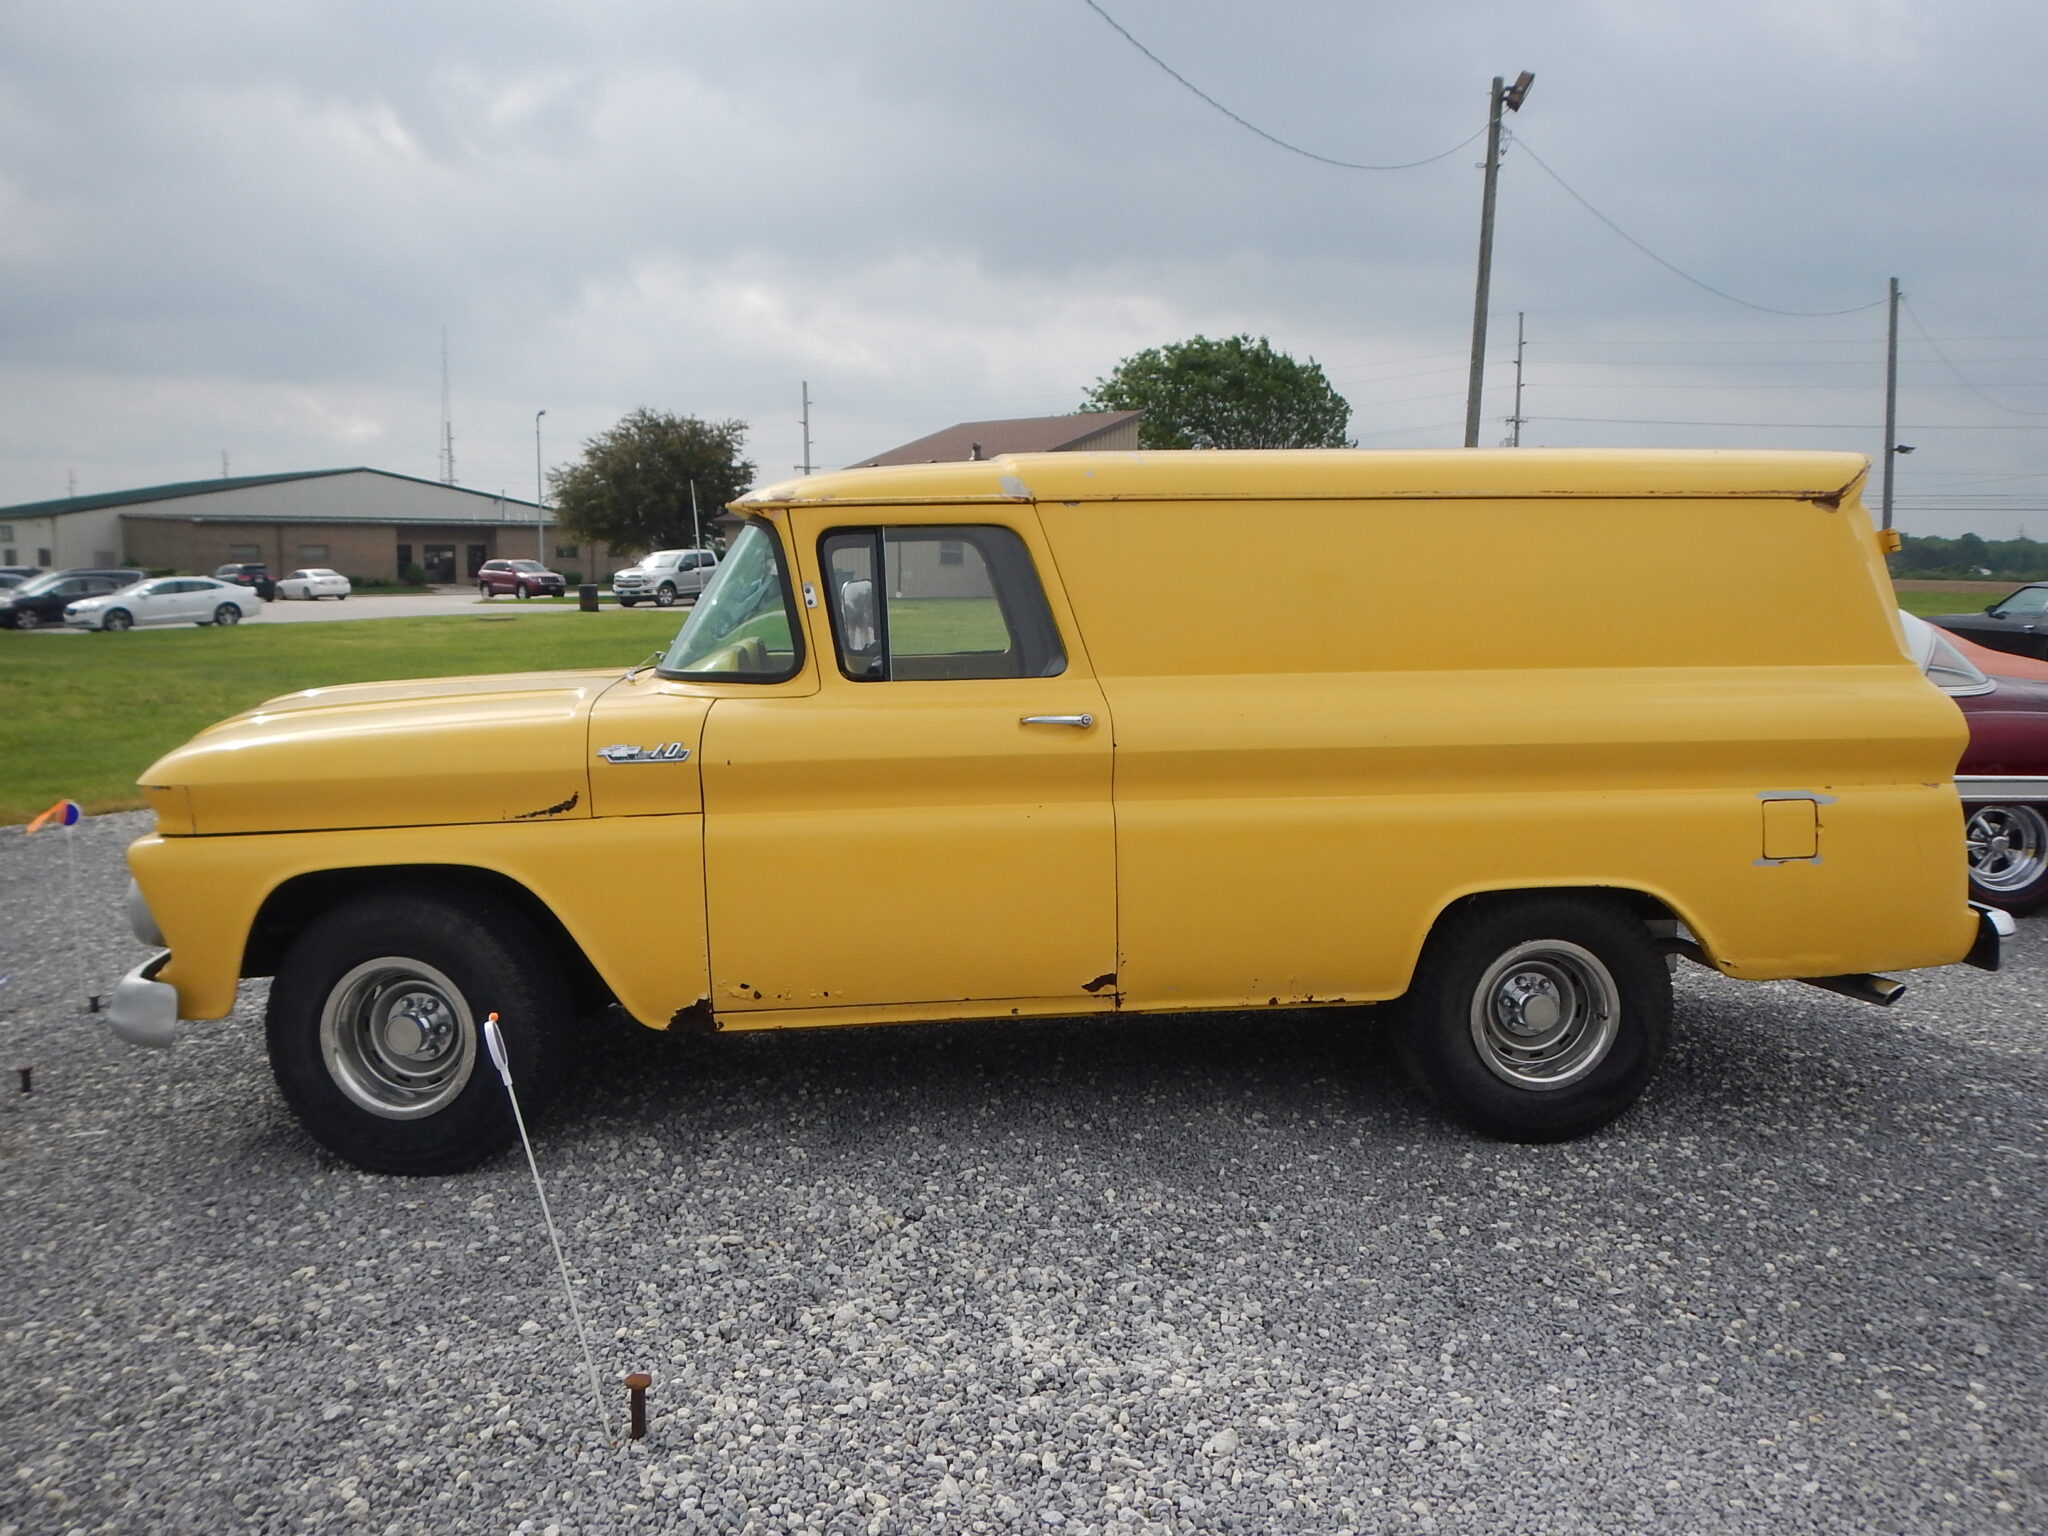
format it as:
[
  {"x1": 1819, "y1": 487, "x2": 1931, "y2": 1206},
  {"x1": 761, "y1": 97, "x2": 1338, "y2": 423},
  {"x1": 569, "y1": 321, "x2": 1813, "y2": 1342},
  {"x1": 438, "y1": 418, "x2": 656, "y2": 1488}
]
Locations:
[{"x1": 611, "y1": 548, "x2": 718, "y2": 607}]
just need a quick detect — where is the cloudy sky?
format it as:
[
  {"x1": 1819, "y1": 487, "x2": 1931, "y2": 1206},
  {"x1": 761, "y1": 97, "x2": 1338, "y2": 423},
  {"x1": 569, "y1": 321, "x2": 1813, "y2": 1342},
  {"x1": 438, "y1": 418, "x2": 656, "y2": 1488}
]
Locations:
[{"x1": 4, "y1": 0, "x2": 2045, "y2": 536}]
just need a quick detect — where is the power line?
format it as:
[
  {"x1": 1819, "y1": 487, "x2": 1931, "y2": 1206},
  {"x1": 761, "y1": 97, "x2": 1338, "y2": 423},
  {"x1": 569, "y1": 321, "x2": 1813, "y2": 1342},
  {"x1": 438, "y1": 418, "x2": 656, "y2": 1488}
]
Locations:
[
  {"x1": 1531, "y1": 415, "x2": 2048, "y2": 430},
  {"x1": 1077, "y1": 0, "x2": 1484, "y2": 171},
  {"x1": 1903, "y1": 298, "x2": 2048, "y2": 417},
  {"x1": 1509, "y1": 136, "x2": 1887, "y2": 319}
]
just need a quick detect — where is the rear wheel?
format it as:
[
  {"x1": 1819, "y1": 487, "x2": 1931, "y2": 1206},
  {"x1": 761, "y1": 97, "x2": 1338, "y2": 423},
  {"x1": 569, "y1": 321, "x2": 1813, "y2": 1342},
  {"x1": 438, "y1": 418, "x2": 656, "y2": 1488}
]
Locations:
[
  {"x1": 1399, "y1": 895, "x2": 1670, "y2": 1142},
  {"x1": 267, "y1": 891, "x2": 567, "y2": 1174},
  {"x1": 1965, "y1": 803, "x2": 2048, "y2": 914},
  {"x1": 214, "y1": 604, "x2": 241, "y2": 626},
  {"x1": 103, "y1": 609, "x2": 131, "y2": 632}
]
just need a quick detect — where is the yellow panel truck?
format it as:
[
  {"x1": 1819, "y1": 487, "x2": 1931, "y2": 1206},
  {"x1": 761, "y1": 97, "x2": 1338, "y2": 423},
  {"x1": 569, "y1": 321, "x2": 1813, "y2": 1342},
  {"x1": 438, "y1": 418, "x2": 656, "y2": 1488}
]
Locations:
[{"x1": 110, "y1": 450, "x2": 2011, "y2": 1172}]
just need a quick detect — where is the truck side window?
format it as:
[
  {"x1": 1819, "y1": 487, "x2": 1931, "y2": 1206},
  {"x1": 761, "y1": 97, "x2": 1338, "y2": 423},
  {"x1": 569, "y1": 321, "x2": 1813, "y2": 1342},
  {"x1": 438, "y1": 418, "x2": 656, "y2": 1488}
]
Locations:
[{"x1": 820, "y1": 526, "x2": 1065, "y2": 682}]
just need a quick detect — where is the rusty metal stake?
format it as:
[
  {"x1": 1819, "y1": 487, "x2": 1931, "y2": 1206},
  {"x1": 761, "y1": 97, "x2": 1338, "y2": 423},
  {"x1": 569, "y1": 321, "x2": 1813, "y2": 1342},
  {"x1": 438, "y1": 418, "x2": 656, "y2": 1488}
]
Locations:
[{"x1": 625, "y1": 1372, "x2": 652, "y2": 1440}]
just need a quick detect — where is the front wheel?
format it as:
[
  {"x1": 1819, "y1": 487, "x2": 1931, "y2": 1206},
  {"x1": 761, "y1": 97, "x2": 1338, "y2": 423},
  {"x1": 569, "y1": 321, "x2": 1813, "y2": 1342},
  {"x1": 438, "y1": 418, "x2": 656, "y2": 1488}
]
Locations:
[
  {"x1": 14, "y1": 609, "x2": 39, "y2": 630},
  {"x1": 214, "y1": 604, "x2": 241, "y2": 626},
  {"x1": 516, "y1": 584, "x2": 531, "y2": 600},
  {"x1": 102, "y1": 609, "x2": 132, "y2": 632},
  {"x1": 478, "y1": 583, "x2": 493, "y2": 599},
  {"x1": 1399, "y1": 895, "x2": 1670, "y2": 1142},
  {"x1": 655, "y1": 583, "x2": 677, "y2": 607},
  {"x1": 266, "y1": 892, "x2": 568, "y2": 1174},
  {"x1": 1965, "y1": 803, "x2": 2048, "y2": 914}
]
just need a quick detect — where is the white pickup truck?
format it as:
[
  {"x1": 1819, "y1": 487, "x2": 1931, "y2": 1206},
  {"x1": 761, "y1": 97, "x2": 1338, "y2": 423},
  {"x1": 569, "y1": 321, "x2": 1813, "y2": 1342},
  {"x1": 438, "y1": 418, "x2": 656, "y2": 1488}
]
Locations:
[{"x1": 611, "y1": 548, "x2": 718, "y2": 607}]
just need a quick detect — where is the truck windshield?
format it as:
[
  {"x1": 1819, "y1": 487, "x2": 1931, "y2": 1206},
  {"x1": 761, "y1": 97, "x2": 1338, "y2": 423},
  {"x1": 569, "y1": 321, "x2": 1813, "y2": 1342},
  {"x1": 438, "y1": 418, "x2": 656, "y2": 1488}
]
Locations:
[{"x1": 658, "y1": 522, "x2": 800, "y2": 680}]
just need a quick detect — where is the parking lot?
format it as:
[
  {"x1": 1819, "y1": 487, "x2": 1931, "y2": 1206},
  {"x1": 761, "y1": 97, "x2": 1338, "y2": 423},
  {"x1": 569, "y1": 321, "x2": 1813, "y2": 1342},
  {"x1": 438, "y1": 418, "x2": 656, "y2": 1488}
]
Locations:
[{"x1": 1, "y1": 812, "x2": 2043, "y2": 1535}]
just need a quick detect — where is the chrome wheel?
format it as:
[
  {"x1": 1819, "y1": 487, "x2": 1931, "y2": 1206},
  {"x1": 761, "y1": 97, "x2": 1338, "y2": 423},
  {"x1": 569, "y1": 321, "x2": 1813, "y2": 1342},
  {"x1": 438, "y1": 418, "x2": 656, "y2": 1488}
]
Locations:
[
  {"x1": 319, "y1": 957, "x2": 477, "y2": 1120},
  {"x1": 14, "y1": 609, "x2": 38, "y2": 630},
  {"x1": 103, "y1": 609, "x2": 131, "y2": 632},
  {"x1": 1468, "y1": 939, "x2": 1620, "y2": 1089},
  {"x1": 1967, "y1": 804, "x2": 2048, "y2": 897},
  {"x1": 214, "y1": 604, "x2": 241, "y2": 625},
  {"x1": 655, "y1": 583, "x2": 677, "y2": 607}
]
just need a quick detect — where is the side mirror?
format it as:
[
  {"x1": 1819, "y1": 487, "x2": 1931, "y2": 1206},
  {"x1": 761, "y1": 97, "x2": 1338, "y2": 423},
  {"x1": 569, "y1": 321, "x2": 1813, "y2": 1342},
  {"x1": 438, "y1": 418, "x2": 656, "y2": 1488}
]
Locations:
[{"x1": 1986, "y1": 604, "x2": 2002, "y2": 616}]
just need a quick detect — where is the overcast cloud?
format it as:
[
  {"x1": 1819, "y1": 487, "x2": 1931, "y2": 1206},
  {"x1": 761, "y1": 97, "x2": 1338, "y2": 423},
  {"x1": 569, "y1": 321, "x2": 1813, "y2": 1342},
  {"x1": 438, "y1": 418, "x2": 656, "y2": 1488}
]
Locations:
[{"x1": 3, "y1": 0, "x2": 2044, "y2": 535}]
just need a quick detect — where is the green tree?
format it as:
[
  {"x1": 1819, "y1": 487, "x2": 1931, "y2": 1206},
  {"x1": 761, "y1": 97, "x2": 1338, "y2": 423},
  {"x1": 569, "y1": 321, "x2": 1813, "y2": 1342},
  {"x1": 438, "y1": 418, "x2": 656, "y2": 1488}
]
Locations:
[
  {"x1": 549, "y1": 409, "x2": 755, "y2": 555},
  {"x1": 1081, "y1": 334, "x2": 1353, "y2": 450}
]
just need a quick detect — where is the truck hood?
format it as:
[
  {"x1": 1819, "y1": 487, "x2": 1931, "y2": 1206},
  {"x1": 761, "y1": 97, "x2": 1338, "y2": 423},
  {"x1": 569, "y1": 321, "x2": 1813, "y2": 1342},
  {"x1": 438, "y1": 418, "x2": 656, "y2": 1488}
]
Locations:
[{"x1": 142, "y1": 669, "x2": 623, "y2": 835}]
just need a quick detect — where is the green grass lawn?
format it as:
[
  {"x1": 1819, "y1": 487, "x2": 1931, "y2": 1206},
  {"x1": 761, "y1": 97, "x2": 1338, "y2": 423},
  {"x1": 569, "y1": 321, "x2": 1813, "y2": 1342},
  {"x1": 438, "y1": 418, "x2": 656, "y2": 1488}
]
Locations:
[
  {"x1": 1896, "y1": 590, "x2": 1992, "y2": 618},
  {"x1": 0, "y1": 611, "x2": 683, "y2": 824}
]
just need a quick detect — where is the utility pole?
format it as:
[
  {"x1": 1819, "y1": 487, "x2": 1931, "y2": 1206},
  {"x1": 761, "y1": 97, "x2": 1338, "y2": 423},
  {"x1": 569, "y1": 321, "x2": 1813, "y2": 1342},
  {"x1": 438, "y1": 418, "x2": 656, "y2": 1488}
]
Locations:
[
  {"x1": 1464, "y1": 71, "x2": 1534, "y2": 448},
  {"x1": 690, "y1": 480, "x2": 703, "y2": 555},
  {"x1": 534, "y1": 409, "x2": 547, "y2": 561},
  {"x1": 1881, "y1": 277, "x2": 1900, "y2": 532},
  {"x1": 1507, "y1": 312, "x2": 1528, "y2": 447},
  {"x1": 797, "y1": 381, "x2": 814, "y2": 475}
]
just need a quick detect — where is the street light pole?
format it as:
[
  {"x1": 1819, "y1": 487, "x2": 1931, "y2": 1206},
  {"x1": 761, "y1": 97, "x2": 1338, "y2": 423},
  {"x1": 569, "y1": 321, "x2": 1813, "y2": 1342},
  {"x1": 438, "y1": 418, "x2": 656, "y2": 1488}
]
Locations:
[
  {"x1": 1464, "y1": 71, "x2": 1534, "y2": 449},
  {"x1": 534, "y1": 409, "x2": 547, "y2": 561}
]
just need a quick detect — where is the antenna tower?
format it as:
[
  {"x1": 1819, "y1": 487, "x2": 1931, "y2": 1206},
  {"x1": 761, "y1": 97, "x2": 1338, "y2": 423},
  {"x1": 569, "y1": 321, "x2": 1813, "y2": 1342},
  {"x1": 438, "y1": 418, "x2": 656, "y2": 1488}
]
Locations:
[{"x1": 439, "y1": 328, "x2": 457, "y2": 485}]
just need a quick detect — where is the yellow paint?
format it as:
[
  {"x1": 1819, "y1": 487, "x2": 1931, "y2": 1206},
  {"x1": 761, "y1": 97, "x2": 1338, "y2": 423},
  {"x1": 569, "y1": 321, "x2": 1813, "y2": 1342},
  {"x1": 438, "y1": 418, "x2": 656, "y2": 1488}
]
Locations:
[{"x1": 127, "y1": 449, "x2": 1978, "y2": 1037}]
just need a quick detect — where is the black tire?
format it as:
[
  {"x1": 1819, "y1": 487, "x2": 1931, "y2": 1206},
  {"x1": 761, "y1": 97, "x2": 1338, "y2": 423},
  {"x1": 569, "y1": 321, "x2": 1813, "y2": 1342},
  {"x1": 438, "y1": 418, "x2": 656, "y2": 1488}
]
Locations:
[
  {"x1": 655, "y1": 583, "x2": 677, "y2": 608},
  {"x1": 1965, "y1": 802, "x2": 2048, "y2": 915},
  {"x1": 102, "y1": 609, "x2": 131, "y2": 632},
  {"x1": 214, "y1": 604, "x2": 241, "y2": 626},
  {"x1": 14, "y1": 609, "x2": 39, "y2": 630},
  {"x1": 478, "y1": 583, "x2": 493, "y2": 599},
  {"x1": 1399, "y1": 895, "x2": 1670, "y2": 1142},
  {"x1": 516, "y1": 583, "x2": 531, "y2": 600},
  {"x1": 266, "y1": 891, "x2": 568, "y2": 1175}
]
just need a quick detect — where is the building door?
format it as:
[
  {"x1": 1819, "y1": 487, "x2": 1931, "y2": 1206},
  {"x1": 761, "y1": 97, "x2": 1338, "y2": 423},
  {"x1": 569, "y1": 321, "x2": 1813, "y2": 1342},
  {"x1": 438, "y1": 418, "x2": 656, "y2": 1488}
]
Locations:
[
  {"x1": 423, "y1": 545, "x2": 455, "y2": 582},
  {"x1": 467, "y1": 544, "x2": 486, "y2": 577}
]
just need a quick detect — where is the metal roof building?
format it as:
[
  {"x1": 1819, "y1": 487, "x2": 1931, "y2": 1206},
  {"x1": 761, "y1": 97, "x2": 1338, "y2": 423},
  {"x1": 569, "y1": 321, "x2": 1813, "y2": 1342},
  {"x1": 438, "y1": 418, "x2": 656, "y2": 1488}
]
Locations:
[{"x1": 0, "y1": 469, "x2": 623, "y2": 585}]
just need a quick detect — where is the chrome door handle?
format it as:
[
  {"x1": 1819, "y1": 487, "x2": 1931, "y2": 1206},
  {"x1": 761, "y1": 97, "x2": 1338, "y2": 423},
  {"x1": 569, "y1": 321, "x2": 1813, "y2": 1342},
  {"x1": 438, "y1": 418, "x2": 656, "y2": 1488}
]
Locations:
[{"x1": 1020, "y1": 713, "x2": 1094, "y2": 728}]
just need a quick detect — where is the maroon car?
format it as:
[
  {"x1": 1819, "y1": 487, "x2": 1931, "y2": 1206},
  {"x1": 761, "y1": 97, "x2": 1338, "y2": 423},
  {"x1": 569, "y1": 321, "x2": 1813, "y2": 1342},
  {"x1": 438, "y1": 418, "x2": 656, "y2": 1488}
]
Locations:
[
  {"x1": 476, "y1": 558, "x2": 565, "y2": 599},
  {"x1": 1907, "y1": 612, "x2": 2048, "y2": 913}
]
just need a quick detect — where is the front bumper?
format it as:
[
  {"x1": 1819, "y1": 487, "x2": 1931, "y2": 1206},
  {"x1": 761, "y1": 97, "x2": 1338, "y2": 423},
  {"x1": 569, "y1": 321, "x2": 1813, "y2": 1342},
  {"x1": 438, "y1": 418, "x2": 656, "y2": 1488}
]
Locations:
[{"x1": 108, "y1": 951, "x2": 180, "y2": 1048}]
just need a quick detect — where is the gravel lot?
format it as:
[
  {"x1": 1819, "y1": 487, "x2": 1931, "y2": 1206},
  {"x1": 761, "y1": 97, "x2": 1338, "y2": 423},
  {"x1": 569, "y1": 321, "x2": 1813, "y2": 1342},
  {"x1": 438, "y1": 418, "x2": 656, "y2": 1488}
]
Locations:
[{"x1": 2, "y1": 811, "x2": 2043, "y2": 1535}]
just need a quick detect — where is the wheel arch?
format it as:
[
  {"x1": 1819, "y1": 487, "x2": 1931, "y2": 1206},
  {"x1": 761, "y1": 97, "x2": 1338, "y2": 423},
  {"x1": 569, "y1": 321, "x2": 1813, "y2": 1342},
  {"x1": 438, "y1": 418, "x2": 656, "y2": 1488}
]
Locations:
[
  {"x1": 1414, "y1": 883, "x2": 1706, "y2": 980},
  {"x1": 243, "y1": 863, "x2": 614, "y2": 1014}
]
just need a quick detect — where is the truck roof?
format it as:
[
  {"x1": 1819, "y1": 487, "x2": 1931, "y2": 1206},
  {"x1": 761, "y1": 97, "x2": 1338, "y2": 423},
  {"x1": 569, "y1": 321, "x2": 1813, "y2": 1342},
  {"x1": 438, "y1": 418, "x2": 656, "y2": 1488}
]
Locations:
[{"x1": 737, "y1": 447, "x2": 1870, "y2": 510}]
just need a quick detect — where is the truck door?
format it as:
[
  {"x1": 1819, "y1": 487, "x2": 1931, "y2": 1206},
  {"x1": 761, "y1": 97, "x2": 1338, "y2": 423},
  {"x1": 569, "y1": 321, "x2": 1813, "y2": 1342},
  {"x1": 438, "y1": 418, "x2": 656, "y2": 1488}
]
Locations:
[{"x1": 699, "y1": 514, "x2": 1117, "y2": 1018}]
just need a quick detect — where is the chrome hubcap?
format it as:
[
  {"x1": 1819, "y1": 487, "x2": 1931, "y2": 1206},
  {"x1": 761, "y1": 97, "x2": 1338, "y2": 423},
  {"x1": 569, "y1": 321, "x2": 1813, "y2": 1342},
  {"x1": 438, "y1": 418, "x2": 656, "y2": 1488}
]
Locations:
[
  {"x1": 1966, "y1": 805, "x2": 2048, "y2": 895},
  {"x1": 320, "y1": 958, "x2": 476, "y2": 1119},
  {"x1": 1470, "y1": 940, "x2": 1620, "y2": 1089}
]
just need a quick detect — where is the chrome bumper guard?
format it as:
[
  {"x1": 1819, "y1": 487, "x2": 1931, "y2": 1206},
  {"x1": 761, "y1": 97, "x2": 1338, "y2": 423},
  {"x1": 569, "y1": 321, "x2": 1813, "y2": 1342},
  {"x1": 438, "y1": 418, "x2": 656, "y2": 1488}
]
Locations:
[
  {"x1": 1965, "y1": 903, "x2": 2016, "y2": 973},
  {"x1": 109, "y1": 950, "x2": 180, "y2": 1048}
]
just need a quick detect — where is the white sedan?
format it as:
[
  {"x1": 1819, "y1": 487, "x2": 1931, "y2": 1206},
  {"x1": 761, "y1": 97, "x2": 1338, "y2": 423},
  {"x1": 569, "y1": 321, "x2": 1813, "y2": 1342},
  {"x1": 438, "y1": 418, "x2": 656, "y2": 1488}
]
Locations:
[
  {"x1": 275, "y1": 567, "x2": 352, "y2": 600},
  {"x1": 64, "y1": 577, "x2": 264, "y2": 631}
]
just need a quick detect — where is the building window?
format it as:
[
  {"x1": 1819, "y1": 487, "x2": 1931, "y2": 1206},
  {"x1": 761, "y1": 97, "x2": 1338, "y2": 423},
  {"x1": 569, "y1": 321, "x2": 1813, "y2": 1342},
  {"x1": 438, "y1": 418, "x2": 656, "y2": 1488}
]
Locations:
[
  {"x1": 298, "y1": 544, "x2": 328, "y2": 562},
  {"x1": 555, "y1": 544, "x2": 580, "y2": 559},
  {"x1": 0, "y1": 524, "x2": 12, "y2": 541},
  {"x1": 227, "y1": 543, "x2": 261, "y2": 562},
  {"x1": 1, "y1": 549, "x2": 13, "y2": 566},
  {"x1": 36, "y1": 547, "x2": 52, "y2": 567}
]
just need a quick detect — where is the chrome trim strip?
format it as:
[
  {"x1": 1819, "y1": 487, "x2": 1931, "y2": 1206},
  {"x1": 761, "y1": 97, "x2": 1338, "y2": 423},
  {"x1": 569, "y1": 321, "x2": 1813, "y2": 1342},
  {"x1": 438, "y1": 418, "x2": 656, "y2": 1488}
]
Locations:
[{"x1": 1956, "y1": 775, "x2": 2048, "y2": 804}]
